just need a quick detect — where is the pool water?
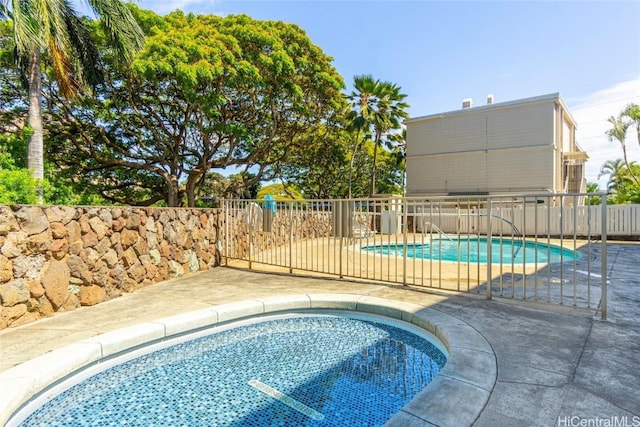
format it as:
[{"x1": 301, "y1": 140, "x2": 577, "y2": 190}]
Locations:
[
  {"x1": 19, "y1": 314, "x2": 447, "y2": 427},
  {"x1": 362, "y1": 237, "x2": 578, "y2": 264}
]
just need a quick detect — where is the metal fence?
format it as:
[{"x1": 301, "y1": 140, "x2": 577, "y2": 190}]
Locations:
[{"x1": 222, "y1": 193, "x2": 609, "y2": 319}]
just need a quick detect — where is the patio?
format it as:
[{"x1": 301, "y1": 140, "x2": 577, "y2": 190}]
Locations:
[{"x1": 1, "y1": 242, "x2": 638, "y2": 426}]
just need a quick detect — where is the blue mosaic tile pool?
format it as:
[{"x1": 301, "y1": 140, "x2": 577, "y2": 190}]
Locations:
[{"x1": 19, "y1": 313, "x2": 447, "y2": 427}]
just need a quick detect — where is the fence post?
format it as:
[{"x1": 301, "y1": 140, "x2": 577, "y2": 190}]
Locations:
[
  {"x1": 486, "y1": 198, "x2": 492, "y2": 300},
  {"x1": 601, "y1": 194, "x2": 607, "y2": 320},
  {"x1": 344, "y1": 200, "x2": 353, "y2": 238},
  {"x1": 289, "y1": 202, "x2": 294, "y2": 274},
  {"x1": 248, "y1": 201, "x2": 253, "y2": 270},
  {"x1": 334, "y1": 201, "x2": 343, "y2": 278},
  {"x1": 223, "y1": 199, "x2": 229, "y2": 266},
  {"x1": 402, "y1": 197, "x2": 408, "y2": 286}
]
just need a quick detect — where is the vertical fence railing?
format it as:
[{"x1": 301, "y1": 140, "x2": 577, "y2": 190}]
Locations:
[
  {"x1": 222, "y1": 193, "x2": 610, "y2": 318},
  {"x1": 486, "y1": 199, "x2": 493, "y2": 300},
  {"x1": 601, "y1": 196, "x2": 608, "y2": 320}
]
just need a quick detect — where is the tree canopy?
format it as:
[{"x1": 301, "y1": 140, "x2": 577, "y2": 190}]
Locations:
[
  {"x1": 0, "y1": 7, "x2": 410, "y2": 205},
  {"x1": 1, "y1": 0, "x2": 144, "y2": 203},
  {"x1": 600, "y1": 104, "x2": 640, "y2": 204},
  {"x1": 45, "y1": 8, "x2": 345, "y2": 206}
]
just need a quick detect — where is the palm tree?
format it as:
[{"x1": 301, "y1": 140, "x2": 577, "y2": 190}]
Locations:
[
  {"x1": 606, "y1": 115, "x2": 638, "y2": 186},
  {"x1": 368, "y1": 82, "x2": 409, "y2": 196},
  {"x1": 598, "y1": 159, "x2": 627, "y2": 190},
  {"x1": 585, "y1": 182, "x2": 602, "y2": 205},
  {"x1": 586, "y1": 182, "x2": 600, "y2": 193},
  {"x1": 385, "y1": 128, "x2": 407, "y2": 193},
  {"x1": 597, "y1": 158, "x2": 639, "y2": 205},
  {"x1": 1, "y1": 0, "x2": 144, "y2": 203},
  {"x1": 346, "y1": 75, "x2": 409, "y2": 197},
  {"x1": 345, "y1": 74, "x2": 377, "y2": 198},
  {"x1": 623, "y1": 103, "x2": 640, "y2": 150}
]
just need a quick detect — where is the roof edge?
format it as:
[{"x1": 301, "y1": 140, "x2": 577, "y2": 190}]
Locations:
[{"x1": 405, "y1": 92, "x2": 563, "y2": 124}]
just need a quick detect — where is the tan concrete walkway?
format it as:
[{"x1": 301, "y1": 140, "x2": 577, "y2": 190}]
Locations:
[{"x1": 0, "y1": 268, "x2": 454, "y2": 372}]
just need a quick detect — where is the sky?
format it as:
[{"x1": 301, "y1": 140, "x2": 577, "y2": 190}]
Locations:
[{"x1": 134, "y1": 0, "x2": 640, "y2": 188}]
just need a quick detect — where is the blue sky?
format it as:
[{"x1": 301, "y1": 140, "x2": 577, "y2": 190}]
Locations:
[{"x1": 136, "y1": 0, "x2": 640, "y2": 187}]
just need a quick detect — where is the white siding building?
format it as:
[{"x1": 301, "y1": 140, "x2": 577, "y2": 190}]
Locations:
[{"x1": 405, "y1": 93, "x2": 588, "y2": 200}]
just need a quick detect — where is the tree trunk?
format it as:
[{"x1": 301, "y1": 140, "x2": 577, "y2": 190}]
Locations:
[
  {"x1": 369, "y1": 132, "x2": 380, "y2": 196},
  {"x1": 185, "y1": 171, "x2": 203, "y2": 207},
  {"x1": 166, "y1": 175, "x2": 181, "y2": 207},
  {"x1": 27, "y1": 49, "x2": 44, "y2": 204},
  {"x1": 185, "y1": 182, "x2": 196, "y2": 208},
  {"x1": 347, "y1": 129, "x2": 361, "y2": 199}
]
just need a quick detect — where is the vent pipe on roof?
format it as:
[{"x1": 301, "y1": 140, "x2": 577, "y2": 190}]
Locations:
[
  {"x1": 462, "y1": 98, "x2": 473, "y2": 109},
  {"x1": 487, "y1": 94, "x2": 494, "y2": 105}
]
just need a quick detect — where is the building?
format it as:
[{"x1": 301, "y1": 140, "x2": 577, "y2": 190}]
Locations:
[{"x1": 405, "y1": 93, "x2": 588, "y2": 201}]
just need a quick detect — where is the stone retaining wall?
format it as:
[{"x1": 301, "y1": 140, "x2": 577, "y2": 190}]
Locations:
[
  {"x1": 222, "y1": 207, "x2": 333, "y2": 259},
  {"x1": 0, "y1": 205, "x2": 222, "y2": 329}
]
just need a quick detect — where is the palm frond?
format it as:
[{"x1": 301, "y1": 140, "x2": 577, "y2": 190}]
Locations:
[
  {"x1": 48, "y1": 37, "x2": 79, "y2": 97},
  {"x1": 62, "y1": 4, "x2": 103, "y2": 87},
  {"x1": 606, "y1": 115, "x2": 630, "y2": 143},
  {"x1": 10, "y1": 0, "x2": 44, "y2": 53},
  {"x1": 84, "y1": 0, "x2": 144, "y2": 62},
  {"x1": 1, "y1": 2, "x2": 11, "y2": 19},
  {"x1": 48, "y1": 0, "x2": 81, "y2": 92}
]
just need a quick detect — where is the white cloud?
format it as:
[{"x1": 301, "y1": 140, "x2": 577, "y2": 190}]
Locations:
[{"x1": 567, "y1": 78, "x2": 640, "y2": 189}]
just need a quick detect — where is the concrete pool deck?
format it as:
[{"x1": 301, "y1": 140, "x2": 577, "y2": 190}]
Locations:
[{"x1": 1, "y1": 242, "x2": 639, "y2": 426}]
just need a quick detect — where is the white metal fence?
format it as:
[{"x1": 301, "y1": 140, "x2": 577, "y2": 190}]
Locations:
[{"x1": 222, "y1": 193, "x2": 611, "y2": 319}]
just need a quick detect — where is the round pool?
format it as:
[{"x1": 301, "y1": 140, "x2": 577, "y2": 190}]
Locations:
[
  {"x1": 15, "y1": 312, "x2": 447, "y2": 427},
  {"x1": 362, "y1": 237, "x2": 578, "y2": 264}
]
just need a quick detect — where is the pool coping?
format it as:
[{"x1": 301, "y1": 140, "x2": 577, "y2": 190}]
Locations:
[{"x1": 0, "y1": 294, "x2": 497, "y2": 427}]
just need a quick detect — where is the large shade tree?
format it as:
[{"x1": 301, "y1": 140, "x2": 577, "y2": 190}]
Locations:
[
  {"x1": 0, "y1": 0, "x2": 144, "y2": 203},
  {"x1": 46, "y1": 9, "x2": 345, "y2": 206},
  {"x1": 277, "y1": 125, "x2": 352, "y2": 198}
]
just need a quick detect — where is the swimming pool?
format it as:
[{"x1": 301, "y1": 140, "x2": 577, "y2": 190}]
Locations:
[
  {"x1": 362, "y1": 237, "x2": 578, "y2": 264},
  {"x1": 16, "y1": 312, "x2": 447, "y2": 427}
]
